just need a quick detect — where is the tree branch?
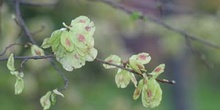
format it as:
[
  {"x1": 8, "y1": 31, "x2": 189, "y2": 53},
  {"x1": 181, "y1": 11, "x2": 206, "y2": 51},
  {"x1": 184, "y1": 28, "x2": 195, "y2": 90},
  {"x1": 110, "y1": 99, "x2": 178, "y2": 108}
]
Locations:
[
  {"x1": 0, "y1": 54, "x2": 175, "y2": 84},
  {"x1": 95, "y1": 58, "x2": 141, "y2": 76},
  {"x1": 0, "y1": 43, "x2": 23, "y2": 56},
  {"x1": 185, "y1": 37, "x2": 214, "y2": 69},
  {"x1": 95, "y1": 58, "x2": 175, "y2": 84},
  {"x1": 14, "y1": 0, "x2": 36, "y2": 44},
  {"x1": 94, "y1": 0, "x2": 220, "y2": 49},
  {"x1": 49, "y1": 59, "x2": 68, "y2": 91},
  {"x1": 0, "y1": 54, "x2": 54, "y2": 61},
  {"x1": 20, "y1": 0, "x2": 58, "y2": 7}
]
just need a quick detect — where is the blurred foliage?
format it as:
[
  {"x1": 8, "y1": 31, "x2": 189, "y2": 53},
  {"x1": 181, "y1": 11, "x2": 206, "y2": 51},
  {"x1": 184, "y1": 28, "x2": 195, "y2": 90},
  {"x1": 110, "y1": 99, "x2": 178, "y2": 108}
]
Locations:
[{"x1": 1, "y1": 0, "x2": 220, "y2": 110}]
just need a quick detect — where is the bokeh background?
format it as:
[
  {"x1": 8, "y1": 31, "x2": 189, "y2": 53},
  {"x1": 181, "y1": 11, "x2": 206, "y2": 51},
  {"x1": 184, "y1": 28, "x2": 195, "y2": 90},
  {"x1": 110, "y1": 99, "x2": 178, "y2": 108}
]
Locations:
[{"x1": 1, "y1": 0, "x2": 220, "y2": 110}]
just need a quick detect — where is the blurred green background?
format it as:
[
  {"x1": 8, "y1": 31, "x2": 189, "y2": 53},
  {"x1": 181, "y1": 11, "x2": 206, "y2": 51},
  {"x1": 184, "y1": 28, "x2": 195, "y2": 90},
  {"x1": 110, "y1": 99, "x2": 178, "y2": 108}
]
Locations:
[{"x1": 0, "y1": 0, "x2": 220, "y2": 110}]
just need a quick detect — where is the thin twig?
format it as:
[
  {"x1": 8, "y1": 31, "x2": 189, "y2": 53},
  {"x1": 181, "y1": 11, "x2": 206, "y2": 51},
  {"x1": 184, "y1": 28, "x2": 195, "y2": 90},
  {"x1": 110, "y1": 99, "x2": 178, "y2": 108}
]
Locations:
[
  {"x1": 95, "y1": 0, "x2": 220, "y2": 49},
  {"x1": 20, "y1": 0, "x2": 58, "y2": 7},
  {"x1": 156, "y1": 78, "x2": 175, "y2": 84},
  {"x1": 14, "y1": 0, "x2": 36, "y2": 44},
  {"x1": 0, "y1": 43, "x2": 23, "y2": 56},
  {"x1": 0, "y1": 54, "x2": 54, "y2": 61},
  {"x1": 95, "y1": 58, "x2": 175, "y2": 84},
  {"x1": 20, "y1": 58, "x2": 28, "y2": 68},
  {"x1": 95, "y1": 58, "x2": 142, "y2": 76},
  {"x1": 185, "y1": 37, "x2": 214, "y2": 69},
  {"x1": 2, "y1": 54, "x2": 69, "y2": 90},
  {"x1": 0, "y1": 54, "x2": 175, "y2": 84},
  {"x1": 49, "y1": 59, "x2": 68, "y2": 91}
]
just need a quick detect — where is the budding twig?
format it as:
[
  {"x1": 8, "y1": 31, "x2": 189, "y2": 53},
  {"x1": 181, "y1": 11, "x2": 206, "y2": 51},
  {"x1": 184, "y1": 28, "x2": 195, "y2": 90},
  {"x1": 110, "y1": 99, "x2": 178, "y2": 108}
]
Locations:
[{"x1": 95, "y1": 58, "x2": 175, "y2": 84}]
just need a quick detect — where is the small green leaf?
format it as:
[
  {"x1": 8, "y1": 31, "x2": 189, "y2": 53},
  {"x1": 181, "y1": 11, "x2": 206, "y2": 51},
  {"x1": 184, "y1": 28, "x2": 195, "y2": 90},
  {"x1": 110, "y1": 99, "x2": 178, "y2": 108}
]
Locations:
[
  {"x1": 60, "y1": 31, "x2": 75, "y2": 52},
  {"x1": 48, "y1": 29, "x2": 63, "y2": 44},
  {"x1": 115, "y1": 69, "x2": 131, "y2": 88},
  {"x1": 54, "y1": 45, "x2": 67, "y2": 59},
  {"x1": 40, "y1": 91, "x2": 52, "y2": 110},
  {"x1": 53, "y1": 89, "x2": 64, "y2": 97},
  {"x1": 129, "y1": 59, "x2": 145, "y2": 74},
  {"x1": 130, "y1": 53, "x2": 151, "y2": 65},
  {"x1": 69, "y1": 16, "x2": 95, "y2": 49},
  {"x1": 58, "y1": 56, "x2": 74, "y2": 71},
  {"x1": 31, "y1": 45, "x2": 45, "y2": 56},
  {"x1": 41, "y1": 38, "x2": 51, "y2": 49},
  {"x1": 131, "y1": 11, "x2": 142, "y2": 21},
  {"x1": 141, "y1": 79, "x2": 162, "y2": 108},
  {"x1": 130, "y1": 73, "x2": 137, "y2": 87},
  {"x1": 15, "y1": 78, "x2": 24, "y2": 95},
  {"x1": 133, "y1": 79, "x2": 144, "y2": 100},
  {"x1": 70, "y1": 32, "x2": 92, "y2": 49},
  {"x1": 150, "y1": 64, "x2": 165, "y2": 78},
  {"x1": 15, "y1": 71, "x2": 24, "y2": 78},
  {"x1": 85, "y1": 48, "x2": 98, "y2": 61},
  {"x1": 48, "y1": 30, "x2": 63, "y2": 52},
  {"x1": 103, "y1": 55, "x2": 122, "y2": 69},
  {"x1": 70, "y1": 16, "x2": 91, "y2": 27},
  {"x1": 7, "y1": 53, "x2": 15, "y2": 71},
  {"x1": 58, "y1": 52, "x2": 86, "y2": 71},
  {"x1": 10, "y1": 71, "x2": 19, "y2": 75},
  {"x1": 75, "y1": 47, "x2": 86, "y2": 57},
  {"x1": 50, "y1": 93, "x2": 56, "y2": 105},
  {"x1": 85, "y1": 21, "x2": 96, "y2": 36}
]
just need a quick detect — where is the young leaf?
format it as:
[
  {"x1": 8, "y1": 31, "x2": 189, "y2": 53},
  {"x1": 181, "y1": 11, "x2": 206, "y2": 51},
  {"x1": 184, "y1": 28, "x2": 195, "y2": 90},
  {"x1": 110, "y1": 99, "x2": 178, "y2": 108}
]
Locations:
[
  {"x1": 50, "y1": 93, "x2": 56, "y2": 105},
  {"x1": 141, "y1": 79, "x2": 162, "y2": 108},
  {"x1": 31, "y1": 45, "x2": 45, "y2": 56},
  {"x1": 10, "y1": 71, "x2": 19, "y2": 76},
  {"x1": 7, "y1": 53, "x2": 15, "y2": 71},
  {"x1": 129, "y1": 59, "x2": 146, "y2": 74},
  {"x1": 60, "y1": 31, "x2": 74, "y2": 52},
  {"x1": 130, "y1": 52, "x2": 151, "y2": 65},
  {"x1": 115, "y1": 69, "x2": 131, "y2": 88},
  {"x1": 75, "y1": 47, "x2": 87, "y2": 57},
  {"x1": 48, "y1": 30, "x2": 63, "y2": 44},
  {"x1": 130, "y1": 73, "x2": 137, "y2": 87},
  {"x1": 53, "y1": 89, "x2": 64, "y2": 97},
  {"x1": 133, "y1": 79, "x2": 144, "y2": 100},
  {"x1": 70, "y1": 32, "x2": 92, "y2": 49},
  {"x1": 48, "y1": 30, "x2": 63, "y2": 52},
  {"x1": 40, "y1": 91, "x2": 52, "y2": 110},
  {"x1": 15, "y1": 71, "x2": 24, "y2": 78},
  {"x1": 69, "y1": 16, "x2": 95, "y2": 49},
  {"x1": 103, "y1": 55, "x2": 121, "y2": 69},
  {"x1": 54, "y1": 45, "x2": 67, "y2": 59},
  {"x1": 150, "y1": 64, "x2": 165, "y2": 78},
  {"x1": 131, "y1": 11, "x2": 142, "y2": 21},
  {"x1": 15, "y1": 78, "x2": 24, "y2": 95},
  {"x1": 41, "y1": 38, "x2": 51, "y2": 49},
  {"x1": 85, "y1": 21, "x2": 96, "y2": 36},
  {"x1": 58, "y1": 56, "x2": 74, "y2": 71},
  {"x1": 58, "y1": 52, "x2": 86, "y2": 71},
  {"x1": 85, "y1": 48, "x2": 98, "y2": 61},
  {"x1": 70, "y1": 16, "x2": 91, "y2": 27}
]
